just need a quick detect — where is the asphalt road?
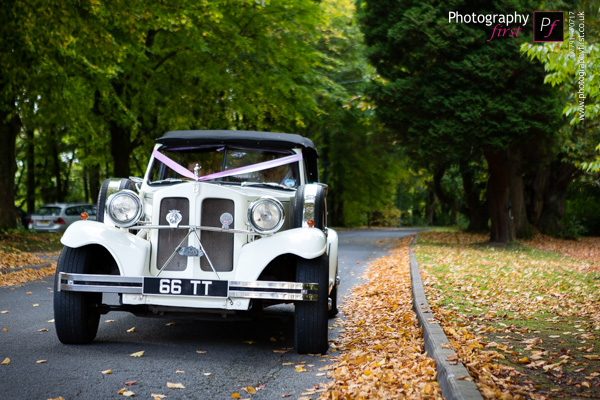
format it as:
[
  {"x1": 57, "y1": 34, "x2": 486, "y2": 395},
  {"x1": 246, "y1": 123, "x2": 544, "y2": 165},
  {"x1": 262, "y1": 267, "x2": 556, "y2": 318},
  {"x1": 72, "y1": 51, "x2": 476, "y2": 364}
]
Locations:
[{"x1": 0, "y1": 229, "x2": 419, "y2": 400}]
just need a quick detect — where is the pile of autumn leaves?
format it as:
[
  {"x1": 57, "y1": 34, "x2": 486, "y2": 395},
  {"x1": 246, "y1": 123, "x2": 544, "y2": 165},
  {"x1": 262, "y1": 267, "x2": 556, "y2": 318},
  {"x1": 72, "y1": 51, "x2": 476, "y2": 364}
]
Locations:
[
  {"x1": 319, "y1": 237, "x2": 442, "y2": 399},
  {"x1": 0, "y1": 247, "x2": 56, "y2": 287}
]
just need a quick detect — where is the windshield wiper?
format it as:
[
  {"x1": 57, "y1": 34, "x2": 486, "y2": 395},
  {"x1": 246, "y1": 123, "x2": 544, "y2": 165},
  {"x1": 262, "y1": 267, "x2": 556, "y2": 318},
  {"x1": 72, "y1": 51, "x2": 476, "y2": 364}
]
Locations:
[{"x1": 240, "y1": 182, "x2": 295, "y2": 191}]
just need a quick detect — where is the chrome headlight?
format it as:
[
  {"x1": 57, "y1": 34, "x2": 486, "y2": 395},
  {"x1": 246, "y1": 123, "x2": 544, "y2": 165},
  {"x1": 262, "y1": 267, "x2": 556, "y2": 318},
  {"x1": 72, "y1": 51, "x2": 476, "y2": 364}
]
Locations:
[
  {"x1": 248, "y1": 197, "x2": 285, "y2": 235},
  {"x1": 106, "y1": 190, "x2": 143, "y2": 228}
]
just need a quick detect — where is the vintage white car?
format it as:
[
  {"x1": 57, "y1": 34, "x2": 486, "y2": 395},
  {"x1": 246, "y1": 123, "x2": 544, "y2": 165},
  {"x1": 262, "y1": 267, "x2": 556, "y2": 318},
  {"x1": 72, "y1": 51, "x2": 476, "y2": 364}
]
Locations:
[{"x1": 54, "y1": 130, "x2": 339, "y2": 354}]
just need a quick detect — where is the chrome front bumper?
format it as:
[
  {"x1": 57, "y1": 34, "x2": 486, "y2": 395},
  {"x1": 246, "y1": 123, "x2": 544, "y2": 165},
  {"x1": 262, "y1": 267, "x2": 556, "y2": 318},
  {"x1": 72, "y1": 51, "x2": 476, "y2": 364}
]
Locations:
[{"x1": 57, "y1": 272, "x2": 318, "y2": 301}]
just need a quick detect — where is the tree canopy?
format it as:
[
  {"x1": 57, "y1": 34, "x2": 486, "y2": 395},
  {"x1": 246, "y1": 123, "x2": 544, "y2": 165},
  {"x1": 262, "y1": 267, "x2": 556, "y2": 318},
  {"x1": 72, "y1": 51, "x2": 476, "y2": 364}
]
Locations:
[
  {"x1": 2, "y1": 0, "x2": 406, "y2": 231},
  {"x1": 357, "y1": 0, "x2": 577, "y2": 242}
]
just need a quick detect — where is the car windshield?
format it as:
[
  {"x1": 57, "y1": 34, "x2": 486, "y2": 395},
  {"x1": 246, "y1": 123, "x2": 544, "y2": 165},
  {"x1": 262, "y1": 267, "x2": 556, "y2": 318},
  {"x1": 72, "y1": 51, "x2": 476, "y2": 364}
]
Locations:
[
  {"x1": 35, "y1": 207, "x2": 61, "y2": 216},
  {"x1": 148, "y1": 146, "x2": 300, "y2": 188}
]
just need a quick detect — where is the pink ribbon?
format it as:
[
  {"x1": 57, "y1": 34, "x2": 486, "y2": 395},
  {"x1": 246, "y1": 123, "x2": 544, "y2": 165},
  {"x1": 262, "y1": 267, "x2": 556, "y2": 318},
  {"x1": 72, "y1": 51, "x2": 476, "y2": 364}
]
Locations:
[{"x1": 152, "y1": 149, "x2": 303, "y2": 182}]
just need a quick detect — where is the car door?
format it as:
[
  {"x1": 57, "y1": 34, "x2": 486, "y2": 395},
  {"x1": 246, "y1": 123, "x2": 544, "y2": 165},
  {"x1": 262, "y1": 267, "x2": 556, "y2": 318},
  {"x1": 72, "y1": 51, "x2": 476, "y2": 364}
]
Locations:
[{"x1": 64, "y1": 206, "x2": 83, "y2": 227}]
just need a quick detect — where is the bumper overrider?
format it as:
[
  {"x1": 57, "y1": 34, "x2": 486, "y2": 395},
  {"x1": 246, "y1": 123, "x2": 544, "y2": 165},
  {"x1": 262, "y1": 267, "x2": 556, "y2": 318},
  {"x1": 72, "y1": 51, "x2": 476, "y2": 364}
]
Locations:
[{"x1": 57, "y1": 272, "x2": 318, "y2": 301}]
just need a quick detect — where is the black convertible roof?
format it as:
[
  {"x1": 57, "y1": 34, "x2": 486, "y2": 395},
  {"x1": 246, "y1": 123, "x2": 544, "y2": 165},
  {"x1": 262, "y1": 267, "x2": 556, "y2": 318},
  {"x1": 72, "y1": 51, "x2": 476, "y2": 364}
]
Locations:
[{"x1": 155, "y1": 130, "x2": 320, "y2": 182}]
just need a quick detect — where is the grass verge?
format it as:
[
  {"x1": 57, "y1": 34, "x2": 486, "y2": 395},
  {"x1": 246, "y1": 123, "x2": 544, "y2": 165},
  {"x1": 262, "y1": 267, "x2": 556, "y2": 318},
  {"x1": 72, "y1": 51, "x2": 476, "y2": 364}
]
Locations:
[{"x1": 415, "y1": 231, "x2": 600, "y2": 399}]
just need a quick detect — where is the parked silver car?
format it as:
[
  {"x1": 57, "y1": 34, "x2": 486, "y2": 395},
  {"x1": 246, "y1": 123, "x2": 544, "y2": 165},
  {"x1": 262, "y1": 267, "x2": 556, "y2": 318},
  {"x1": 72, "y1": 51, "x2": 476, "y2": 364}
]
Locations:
[{"x1": 30, "y1": 203, "x2": 97, "y2": 232}]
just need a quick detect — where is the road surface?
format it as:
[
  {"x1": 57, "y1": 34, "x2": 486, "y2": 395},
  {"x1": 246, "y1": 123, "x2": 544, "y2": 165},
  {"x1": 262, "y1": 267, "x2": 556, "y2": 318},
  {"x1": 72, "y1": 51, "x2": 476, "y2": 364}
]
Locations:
[{"x1": 0, "y1": 229, "x2": 419, "y2": 399}]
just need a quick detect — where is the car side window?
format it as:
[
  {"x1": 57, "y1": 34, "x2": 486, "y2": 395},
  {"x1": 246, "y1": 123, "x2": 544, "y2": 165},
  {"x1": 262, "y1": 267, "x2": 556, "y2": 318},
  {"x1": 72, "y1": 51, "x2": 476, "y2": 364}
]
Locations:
[{"x1": 65, "y1": 207, "x2": 80, "y2": 216}]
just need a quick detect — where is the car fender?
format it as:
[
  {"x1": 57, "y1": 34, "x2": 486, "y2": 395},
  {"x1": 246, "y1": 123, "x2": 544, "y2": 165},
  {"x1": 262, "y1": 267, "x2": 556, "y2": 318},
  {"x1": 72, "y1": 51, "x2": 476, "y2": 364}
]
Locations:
[
  {"x1": 61, "y1": 221, "x2": 151, "y2": 276},
  {"x1": 235, "y1": 228, "x2": 327, "y2": 281}
]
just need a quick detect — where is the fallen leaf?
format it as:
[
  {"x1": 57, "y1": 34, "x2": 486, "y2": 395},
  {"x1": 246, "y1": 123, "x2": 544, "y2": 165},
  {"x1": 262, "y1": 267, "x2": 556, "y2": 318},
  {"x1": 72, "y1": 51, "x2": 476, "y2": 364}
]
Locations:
[
  {"x1": 47, "y1": 319, "x2": 54, "y2": 323},
  {"x1": 101, "y1": 369, "x2": 112, "y2": 374},
  {"x1": 1, "y1": 357, "x2": 10, "y2": 365},
  {"x1": 1, "y1": 310, "x2": 9, "y2": 314},
  {"x1": 166, "y1": 382, "x2": 185, "y2": 389},
  {"x1": 176, "y1": 370, "x2": 185, "y2": 374},
  {"x1": 129, "y1": 351, "x2": 145, "y2": 357},
  {"x1": 36, "y1": 360, "x2": 47, "y2": 364},
  {"x1": 165, "y1": 322, "x2": 176, "y2": 327},
  {"x1": 38, "y1": 328, "x2": 48, "y2": 332},
  {"x1": 125, "y1": 381, "x2": 137, "y2": 386},
  {"x1": 196, "y1": 350, "x2": 207, "y2": 354},
  {"x1": 446, "y1": 354, "x2": 459, "y2": 365},
  {"x1": 33, "y1": 304, "x2": 39, "y2": 307},
  {"x1": 203, "y1": 372, "x2": 212, "y2": 376},
  {"x1": 243, "y1": 386, "x2": 257, "y2": 394},
  {"x1": 127, "y1": 327, "x2": 136, "y2": 333},
  {"x1": 122, "y1": 390, "x2": 135, "y2": 397},
  {"x1": 243, "y1": 340, "x2": 255, "y2": 345},
  {"x1": 232, "y1": 393, "x2": 241, "y2": 399},
  {"x1": 105, "y1": 319, "x2": 115, "y2": 323},
  {"x1": 281, "y1": 394, "x2": 292, "y2": 398},
  {"x1": 150, "y1": 394, "x2": 166, "y2": 399}
]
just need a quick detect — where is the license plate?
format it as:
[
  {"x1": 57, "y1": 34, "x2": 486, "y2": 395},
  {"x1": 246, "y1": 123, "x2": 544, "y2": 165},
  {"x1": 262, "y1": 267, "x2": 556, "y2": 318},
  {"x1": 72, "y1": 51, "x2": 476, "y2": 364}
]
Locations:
[
  {"x1": 143, "y1": 277, "x2": 228, "y2": 297},
  {"x1": 37, "y1": 220, "x2": 50, "y2": 226}
]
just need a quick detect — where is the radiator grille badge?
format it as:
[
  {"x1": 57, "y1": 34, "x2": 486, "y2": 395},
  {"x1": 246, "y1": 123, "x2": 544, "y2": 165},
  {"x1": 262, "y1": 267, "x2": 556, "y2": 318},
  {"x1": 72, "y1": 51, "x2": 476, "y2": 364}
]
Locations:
[
  {"x1": 178, "y1": 246, "x2": 203, "y2": 257},
  {"x1": 220, "y1": 212, "x2": 233, "y2": 230},
  {"x1": 166, "y1": 210, "x2": 183, "y2": 228}
]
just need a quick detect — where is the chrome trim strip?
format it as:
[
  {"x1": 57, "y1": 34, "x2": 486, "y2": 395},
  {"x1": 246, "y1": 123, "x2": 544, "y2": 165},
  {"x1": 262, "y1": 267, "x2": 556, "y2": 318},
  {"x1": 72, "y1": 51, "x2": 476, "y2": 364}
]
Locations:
[
  {"x1": 228, "y1": 291, "x2": 317, "y2": 301},
  {"x1": 58, "y1": 272, "x2": 143, "y2": 293},
  {"x1": 229, "y1": 281, "x2": 317, "y2": 291},
  {"x1": 58, "y1": 273, "x2": 318, "y2": 301},
  {"x1": 128, "y1": 225, "x2": 253, "y2": 234}
]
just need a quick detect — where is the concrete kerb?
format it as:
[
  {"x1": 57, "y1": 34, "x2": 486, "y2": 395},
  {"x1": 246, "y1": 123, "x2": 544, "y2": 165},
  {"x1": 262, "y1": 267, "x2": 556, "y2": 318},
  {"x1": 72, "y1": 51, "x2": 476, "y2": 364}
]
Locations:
[
  {"x1": 410, "y1": 235, "x2": 483, "y2": 400},
  {"x1": 0, "y1": 262, "x2": 53, "y2": 275}
]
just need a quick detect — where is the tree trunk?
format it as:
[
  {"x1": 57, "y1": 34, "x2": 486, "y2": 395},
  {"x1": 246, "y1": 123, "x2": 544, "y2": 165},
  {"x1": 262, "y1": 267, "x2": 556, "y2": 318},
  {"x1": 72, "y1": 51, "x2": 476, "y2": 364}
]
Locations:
[
  {"x1": 426, "y1": 187, "x2": 437, "y2": 226},
  {"x1": 508, "y1": 149, "x2": 533, "y2": 239},
  {"x1": 526, "y1": 160, "x2": 580, "y2": 236},
  {"x1": 50, "y1": 133, "x2": 63, "y2": 202},
  {"x1": 459, "y1": 161, "x2": 489, "y2": 231},
  {"x1": 432, "y1": 166, "x2": 460, "y2": 223},
  {"x1": 484, "y1": 149, "x2": 514, "y2": 243},
  {"x1": 26, "y1": 127, "x2": 35, "y2": 214},
  {"x1": 110, "y1": 122, "x2": 132, "y2": 177},
  {"x1": 0, "y1": 109, "x2": 21, "y2": 231},
  {"x1": 88, "y1": 164, "x2": 100, "y2": 204}
]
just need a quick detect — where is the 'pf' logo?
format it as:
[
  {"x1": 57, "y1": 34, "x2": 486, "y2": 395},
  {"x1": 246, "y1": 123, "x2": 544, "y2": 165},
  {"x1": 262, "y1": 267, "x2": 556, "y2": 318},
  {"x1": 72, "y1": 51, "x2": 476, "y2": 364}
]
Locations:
[{"x1": 533, "y1": 11, "x2": 564, "y2": 42}]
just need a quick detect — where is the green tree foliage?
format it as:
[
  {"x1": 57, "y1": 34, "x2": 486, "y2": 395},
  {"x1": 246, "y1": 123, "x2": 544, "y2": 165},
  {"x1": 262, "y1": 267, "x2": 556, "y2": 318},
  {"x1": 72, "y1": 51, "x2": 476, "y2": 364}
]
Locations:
[
  {"x1": 521, "y1": 1, "x2": 599, "y2": 172},
  {"x1": 358, "y1": 0, "x2": 566, "y2": 242},
  {"x1": 4, "y1": 0, "x2": 400, "y2": 229}
]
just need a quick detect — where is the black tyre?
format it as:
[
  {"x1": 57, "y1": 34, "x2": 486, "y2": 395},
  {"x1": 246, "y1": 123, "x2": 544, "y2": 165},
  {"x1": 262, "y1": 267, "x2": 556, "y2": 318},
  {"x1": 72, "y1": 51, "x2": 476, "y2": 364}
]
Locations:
[
  {"x1": 97, "y1": 178, "x2": 135, "y2": 223},
  {"x1": 54, "y1": 246, "x2": 101, "y2": 344},
  {"x1": 294, "y1": 254, "x2": 329, "y2": 354}
]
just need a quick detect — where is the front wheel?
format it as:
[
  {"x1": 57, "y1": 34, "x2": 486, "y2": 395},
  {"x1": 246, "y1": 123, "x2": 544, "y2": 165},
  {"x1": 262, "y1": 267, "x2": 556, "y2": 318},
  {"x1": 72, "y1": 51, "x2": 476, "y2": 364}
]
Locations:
[
  {"x1": 54, "y1": 246, "x2": 101, "y2": 344},
  {"x1": 294, "y1": 255, "x2": 329, "y2": 354}
]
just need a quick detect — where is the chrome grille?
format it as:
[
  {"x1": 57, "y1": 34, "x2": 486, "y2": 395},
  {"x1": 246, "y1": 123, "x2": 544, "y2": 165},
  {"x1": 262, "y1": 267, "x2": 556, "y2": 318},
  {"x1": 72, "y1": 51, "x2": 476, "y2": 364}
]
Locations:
[
  {"x1": 200, "y1": 198, "x2": 234, "y2": 272},
  {"x1": 157, "y1": 197, "x2": 189, "y2": 271}
]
